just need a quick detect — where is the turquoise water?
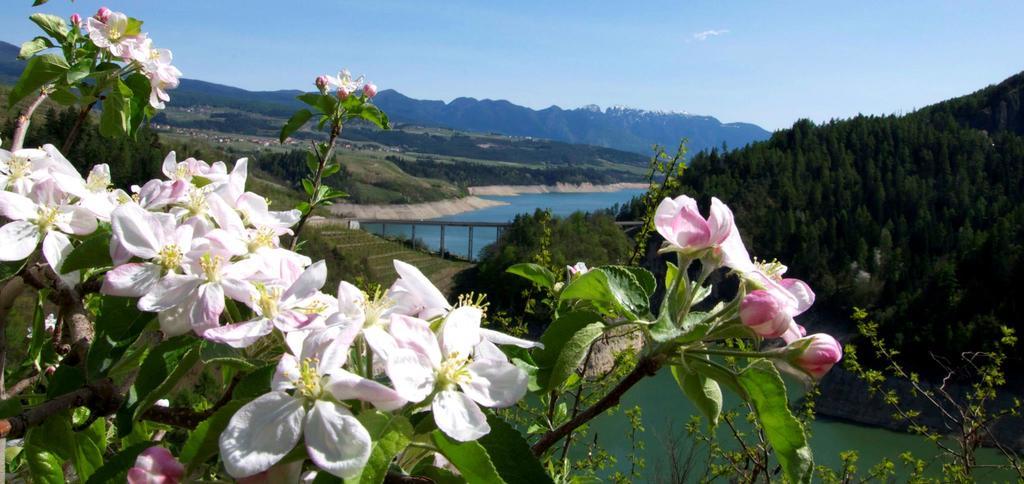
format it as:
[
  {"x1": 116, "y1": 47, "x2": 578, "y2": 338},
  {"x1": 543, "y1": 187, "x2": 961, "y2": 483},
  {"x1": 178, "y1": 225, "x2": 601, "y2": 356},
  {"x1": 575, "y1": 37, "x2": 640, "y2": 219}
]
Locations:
[
  {"x1": 362, "y1": 190, "x2": 645, "y2": 260},
  {"x1": 364, "y1": 189, "x2": 1014, "y2": 480}
]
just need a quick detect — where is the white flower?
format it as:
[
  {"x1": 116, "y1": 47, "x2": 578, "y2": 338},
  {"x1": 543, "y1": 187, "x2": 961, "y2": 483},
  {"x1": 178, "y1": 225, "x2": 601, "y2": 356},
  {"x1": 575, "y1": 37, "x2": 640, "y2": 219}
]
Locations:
[
  {"x1": 386, "y1": 260, "x2": 451, "y2": 320},
  {"x1": 203, "y1": 260, "x2": 329, "y2": 348},
  {"x1": 219, "y1": 327, "x2": 404, "y2": 479},
  {"x1": 0, "y1": 180, "x2": 97, "y2": 269},
  {"x1": 103, "y1": 203, "x2": 194, "y2": 299},
  {"x1": 385, "y1": 307, "x2": 529, "y2": 441},
  {"x1": 85, "y1": 11, "x2": 140, "y2": 58}
]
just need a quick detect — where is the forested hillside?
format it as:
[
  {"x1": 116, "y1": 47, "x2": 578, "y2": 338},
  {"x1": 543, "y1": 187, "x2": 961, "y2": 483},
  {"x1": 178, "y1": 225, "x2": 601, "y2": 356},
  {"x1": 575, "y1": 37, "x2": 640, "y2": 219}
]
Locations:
[{"x1": 658, "y1": 72, "x2": 1024, "y2": 368}]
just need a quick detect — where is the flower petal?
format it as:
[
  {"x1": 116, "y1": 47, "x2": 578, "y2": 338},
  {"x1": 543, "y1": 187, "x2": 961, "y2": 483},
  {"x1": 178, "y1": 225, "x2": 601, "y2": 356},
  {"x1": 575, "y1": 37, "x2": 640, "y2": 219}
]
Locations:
[
  {"x1": 102, "y1": 263, "x2": 161, "y2": 297},
  {"x1": 202, "y1": 318, "x2": 274, "y2": 348},
  {"x1": 325, "y1": 368, "x2": 407, "y2": 411},
  {"x1": 0, "y1": 191, "x2": 37, "y2": 221},
  {"x1": 479, "y1": 328, "x2": 543, "y2": 349},
  {"x1": 441, "y1": 306, "x2": 482, "y2": 358},
  {"x1": 389, "y1": 314, "x2": 441, "y2": 367},
  {"x1": 0, "y1": 221, "x2": 39, "y2": 261},
  {"x1": 219, "y1": 392, "x2": 305, "y2": 478},
  {"x1": 432, "y1": 390, "x2": 489, "y2": 442},
  {"x1": 462, "y1": 359, "x2": 528, "y2": 408},
  {"x1": 138, "y1": 274, "x2": 200, "y2": 313},
  {"x1": 190, "y1": 282, "x2": 226, "y2": 330},
  {"x1": 281, "y1": 260, "x2": 326, "y2": 305},
  {"x1": 304, "y1": 401, "x2": 372, "y2": 479},
  {"x1": 111, "y1": 203, "x2": 161, "y2": 259},
  {"x1": 385, "y1": 348, "x2": 437, "y2": 403}
]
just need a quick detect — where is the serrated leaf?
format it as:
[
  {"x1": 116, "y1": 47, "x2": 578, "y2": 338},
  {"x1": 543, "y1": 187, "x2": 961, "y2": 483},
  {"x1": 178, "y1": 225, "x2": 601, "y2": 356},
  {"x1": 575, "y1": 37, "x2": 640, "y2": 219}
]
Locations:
[
  {"x1": 280, "y1": 108, "x2": 312, "y2": 143},
  {"x1": 737, "y1": 359, "x2": 814, "y2": 483},
  {"x1": 133, "y1": 340, "x2": 202, "y2": 420},
  {"x1": 671, "y1": 364, "x2": 722, "y2": 427},
  {"x1": 357, "y1": 103, "x2": 391, "y2": 129},
  {"x1": 29, "y1": 13, "x2": 68, "y2": 42},
  {"x1": 548, "y1": 322, "x2": 605, "y2": 390},
  {"x1": 124, "y1": 18, "x2": 144, "y2": 37},
  {"x1": 9, "y1": 53, "x2": 68, "y2": 107},
  {"x1": 19, "y1": 36, "x2": 55, "y2": 59},
  {"x1": 48, "y1": 87, "x2": 78, "y2": 106},
  {"x1": 233, "y1": 363, "x2": 276, "y2": 399},
  {"x1": 560, "y1": 266, "x2": 650, "y2": 319},
  {"x1": 99, "y1": 79, "x2": 133, "y2": 138},
  {"x1": 506, "y1": 263, "x2": 556, "y2": 290}
]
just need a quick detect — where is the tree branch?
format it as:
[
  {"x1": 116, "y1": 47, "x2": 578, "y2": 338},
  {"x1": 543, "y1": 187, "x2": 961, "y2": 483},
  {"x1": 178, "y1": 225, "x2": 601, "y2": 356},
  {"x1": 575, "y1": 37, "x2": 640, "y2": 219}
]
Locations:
[
  {"x1": 0, "y1": 378, "x2": 120, "y2": 440},
  {"x1": 20, "y1": 262, "x2": 93, "y2": 365},
  {"x1": 10, "y1": 91, "x2": 49, "y2": 151},
  {"x1": 531, "y1": 355, "x2": 663, "y2": 456}
]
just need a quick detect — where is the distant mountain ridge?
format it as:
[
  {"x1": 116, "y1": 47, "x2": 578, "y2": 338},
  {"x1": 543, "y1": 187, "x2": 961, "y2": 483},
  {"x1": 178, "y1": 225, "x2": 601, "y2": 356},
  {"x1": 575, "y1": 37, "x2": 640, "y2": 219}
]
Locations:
[{"x1": 0, "y1": 40, "x2": 771, "y2": 155}]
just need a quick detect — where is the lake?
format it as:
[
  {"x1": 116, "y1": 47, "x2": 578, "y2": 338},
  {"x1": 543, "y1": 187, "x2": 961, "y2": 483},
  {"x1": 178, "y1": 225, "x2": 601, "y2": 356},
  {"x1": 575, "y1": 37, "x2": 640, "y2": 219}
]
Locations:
[
  {"x1": 365, "y1": 188, "x2": 1013, "y2": 480},
  {"x1": 361, "y1": 190, "x2": 646, "y2": 260}
]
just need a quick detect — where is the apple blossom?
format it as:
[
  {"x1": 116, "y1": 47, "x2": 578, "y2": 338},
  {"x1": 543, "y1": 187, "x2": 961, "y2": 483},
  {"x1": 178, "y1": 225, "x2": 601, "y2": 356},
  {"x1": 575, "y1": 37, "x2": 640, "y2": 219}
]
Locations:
[
  {"x1": 103, "y1": 203, "x2": 193, "y2": 297},
  {"x1": 86, "y1": 10, "x2": 141, "y2": 58},
  {"x1": 204, "y1": 261, "x2": 329, "y2": 348},
  {"x1": 219, "y1": 327, "x2": 404, "y2": 479},
  {"x1": 315, "y1": 75, "x2": 330, "y2": 95},
  {"x1": 385, "y1": 307, "x2": 529, "y2": 441},
  {"x1": 0, "y1": 180, "x2": 97, "y2": 269},
  {"x1": 567, "y1": 261, "x2": 590, "y2": 277},
  {"x1": 654, "y1": 195, "x2": 754, "y2": 272},
  {"x1": 740, "y1": 290, "x2": 790, "y2": 338},
  {"x1": 387, "y1": 259, "x2": 452, "y2": 320},
  {"x1": 127, "y1": 446, "x2": 184, "y2": 484},
  {"x1": 784, "y1": 333, "x2": 843, "y2": 380},
  {"x1": 363, "y1": 83, "x2": 378, "y2": 98},
  {"x1": 70, "y1": 13, "x2": 82, "y2": 27}
]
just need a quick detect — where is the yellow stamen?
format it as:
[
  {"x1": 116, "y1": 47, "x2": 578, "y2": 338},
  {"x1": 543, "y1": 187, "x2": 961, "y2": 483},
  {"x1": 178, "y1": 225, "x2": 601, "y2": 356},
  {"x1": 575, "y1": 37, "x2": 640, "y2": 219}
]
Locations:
[
  {"x1": 295, "y1": 358, "x2": 322, "y2": 400},
  {"x1": 156, "y1": 244, "x2": 183, "y2": 271}
]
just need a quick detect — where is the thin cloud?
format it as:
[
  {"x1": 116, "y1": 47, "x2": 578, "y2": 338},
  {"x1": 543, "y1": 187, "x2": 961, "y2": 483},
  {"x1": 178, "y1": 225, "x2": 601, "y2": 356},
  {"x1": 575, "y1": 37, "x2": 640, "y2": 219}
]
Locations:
[{"x1": 692, "y1": 29, "x2": 730, "y2": 41}]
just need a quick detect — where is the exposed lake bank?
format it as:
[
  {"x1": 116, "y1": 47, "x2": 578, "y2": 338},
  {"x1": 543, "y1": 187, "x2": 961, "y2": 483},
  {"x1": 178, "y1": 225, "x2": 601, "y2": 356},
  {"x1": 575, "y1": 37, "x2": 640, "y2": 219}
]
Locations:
[
  {"x1": 469, "y1": 182, "x2": 648, "y2": 196},
  {"x1": 329, "y1": 196, "x2": 508, "y2": 220}
]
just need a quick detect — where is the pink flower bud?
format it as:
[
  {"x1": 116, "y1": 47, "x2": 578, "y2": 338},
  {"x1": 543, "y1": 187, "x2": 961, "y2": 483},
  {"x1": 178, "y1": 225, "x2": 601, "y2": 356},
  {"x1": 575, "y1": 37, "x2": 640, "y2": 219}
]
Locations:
[
  {"x1": 740, "y1": 290, "x2": 790, "y2": 338},
  {"x1": 315, "y1": 75, "x2": 329, "y2": 94},
  {"x1": 127, "y1": 447, "x2": 184, "y2": 484},
  {"x1": 95, "y1": 7, "x2": 112, "y2": 23},
  {"x1": 44, "y1": 365, "x2": 56, "y2": 376},
  {"x1": 70, "y1": 13, "x2": 82, "y2": 27},
  {"x1": 337, "y1": 87, "x2": 350, "y2": 100},
  {"x1": 363, "y1": 82, "x2": 378, "y2": 98},
  {"x1": 788, "y1": 334, "x2": 842, "y2": 380}
]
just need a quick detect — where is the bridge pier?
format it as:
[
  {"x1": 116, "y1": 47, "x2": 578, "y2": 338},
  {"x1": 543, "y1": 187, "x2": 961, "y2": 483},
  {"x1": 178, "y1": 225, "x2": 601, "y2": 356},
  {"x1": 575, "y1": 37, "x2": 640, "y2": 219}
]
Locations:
[
  {"x1": 439, "y1": 225, "x2": 446, "y2": 259},
  {"x1": 468, "y1": 226, "x2": 474, "y2": 261}
]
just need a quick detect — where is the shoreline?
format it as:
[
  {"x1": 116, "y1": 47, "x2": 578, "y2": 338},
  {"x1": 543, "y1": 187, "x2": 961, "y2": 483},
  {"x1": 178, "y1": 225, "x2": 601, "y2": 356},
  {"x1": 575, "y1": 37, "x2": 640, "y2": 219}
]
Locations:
[
  {"x1": 328, "y1": 196, "x2": 508, "y2": 220},
  {"x1": 468, "y1": 182, "x2": 648, "y2": 196},
  {"x1": 329, "y1": 183, "x2": 648, "y2": 220}
]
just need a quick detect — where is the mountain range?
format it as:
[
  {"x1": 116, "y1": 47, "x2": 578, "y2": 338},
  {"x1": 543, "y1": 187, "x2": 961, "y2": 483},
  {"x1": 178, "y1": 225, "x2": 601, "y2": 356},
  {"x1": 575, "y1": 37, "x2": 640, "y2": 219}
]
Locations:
[{"x1": 0, "y1": 40, "x2": 770, "y2": 155}]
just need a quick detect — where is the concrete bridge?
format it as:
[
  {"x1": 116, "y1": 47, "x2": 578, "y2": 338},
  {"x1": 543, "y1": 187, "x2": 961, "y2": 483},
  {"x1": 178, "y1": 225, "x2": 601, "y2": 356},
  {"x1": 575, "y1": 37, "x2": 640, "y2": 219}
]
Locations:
[{"x1": 347, "y1": 218, "x2": 644, "y2": 261}]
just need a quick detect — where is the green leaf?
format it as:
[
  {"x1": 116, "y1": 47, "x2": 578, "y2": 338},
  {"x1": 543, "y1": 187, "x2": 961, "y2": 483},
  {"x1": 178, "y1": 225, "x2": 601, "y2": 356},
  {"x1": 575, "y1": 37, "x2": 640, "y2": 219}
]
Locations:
[
  {"x1": 25, "y1": 438, "x2": 65, "y2": 484},
  {"x1": 33, "y1": 0, "x2": 51, "y2": 5},
  {"x1": 0, "y1": 259, "x2": 27, "y2": 282},
  {"x1": 66, "y1": 60, "x2": 91, "y2": 84},
  {"x1": 200, "y1": 342, "x2": 257, "y2": 371},
  {"x1": 432, "y1": 430, "x2": 505, "y2": 484},
  {"x1": 122, "y1": 73, "x2": 152, "y2": 135},
  {"x1": 687, "y1": 355, "x2": 744, "y2": 397},
  {"x1": 72, "y1": 418, "x2": 107, "y2": 481},
  {"x1": 547, "y1": 322, "x2": 605, "y2": 391},
  {"x1": 560, "y1": 266, "x2": 650, "y2": 319},
  {"x1": 357, "y1": 103, "x2": 391, "y2": 129},
  {"x1": 48, "y1": 87, "x2": 78, "y2": 106},
  {"x1": 19, "y1": 36, "x2": 55, "y2": 59},
  {"x1": 620, "y1": 266, "x2": 656, "y2": 298},
  {"x1": 84, "y1": 443, "x2": 152, "y2": 484},
  {"x1": 179, "y1": 400, "x2": 247, "y2": 468},
  {"x1": 297, "y1": 92, "x2": 322, "y2": 108},
  {"x1": 506, "y1": 263, "x2": 557, "y2": 290},
  {"x1": 61, "y1": 227, "x2": 112, "y2": 273},
  {"x1": 412, "y1": 465, "x2": 464, "y2": 484},
  {"x1": 87, "y1": 296, "x2": 156, "y2": 378},
  {"x1": 29, "y1": 13, "x2": 68, "y2": 42},
  {"x1": 533, "y1": 310, "x2": 601, "y2": 368},
  {"x1": 25, "y1": 412, "x2": 73, "y2": 484},
  {"x1": 27, "y1": 289, "x2": 48, "y2": 371},
  {"x1": 117, "y1": 336, "x2": 201, "y2": 435},
  {"x1": 301, "y1": 178, "x2": 315, "y2": 196},
  {"x1": 737, "y1": 359, "x2": 814, "y2": 483},
  {"x1": 99, "y1": 79, "x2": 133, "y2": 138},
  {"x1": 133, "y1": 340, "x2": 202, "y2": 420},
  {"x1": 124, "y1": 18, "x2": 144, "y2": 37},
  {"x1": 280, "y1": 108, "x2": 313, "y2": 143},
  {"x1": 233, "y1": 363, "x2": 277, "y2": 399},
  {"x1": 349, "y1": 411, "x2": 414, "y2": 484},
  {"x1": 477, "y1": 414, "x2": 553, "y2": 484},
  {"x1": 9, "y1": 53, "x2": 68, "y2": 107},
  {"x1": 671, "y1": 364, "x2": 722, "y2": 427}
]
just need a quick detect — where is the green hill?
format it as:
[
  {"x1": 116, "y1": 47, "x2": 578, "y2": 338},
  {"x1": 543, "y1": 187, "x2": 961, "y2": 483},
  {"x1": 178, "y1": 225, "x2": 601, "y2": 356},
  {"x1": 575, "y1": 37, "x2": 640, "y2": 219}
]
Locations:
[{"x1": 651, "y1": 71, "x2": 1024, "y2": 369}]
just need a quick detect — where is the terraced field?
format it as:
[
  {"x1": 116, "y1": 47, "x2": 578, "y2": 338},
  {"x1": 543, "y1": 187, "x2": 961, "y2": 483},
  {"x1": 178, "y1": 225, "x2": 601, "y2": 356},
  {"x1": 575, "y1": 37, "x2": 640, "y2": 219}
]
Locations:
[{"x1": 311, "y1": 224, "x2": 471, "y2": 293}]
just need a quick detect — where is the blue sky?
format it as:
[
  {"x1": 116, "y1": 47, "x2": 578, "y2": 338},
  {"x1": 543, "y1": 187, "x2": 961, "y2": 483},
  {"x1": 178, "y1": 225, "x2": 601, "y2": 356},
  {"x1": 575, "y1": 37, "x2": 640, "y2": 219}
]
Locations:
[{"x1": 5, "y1": 0, "x2": 1023, "y2": 130}]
